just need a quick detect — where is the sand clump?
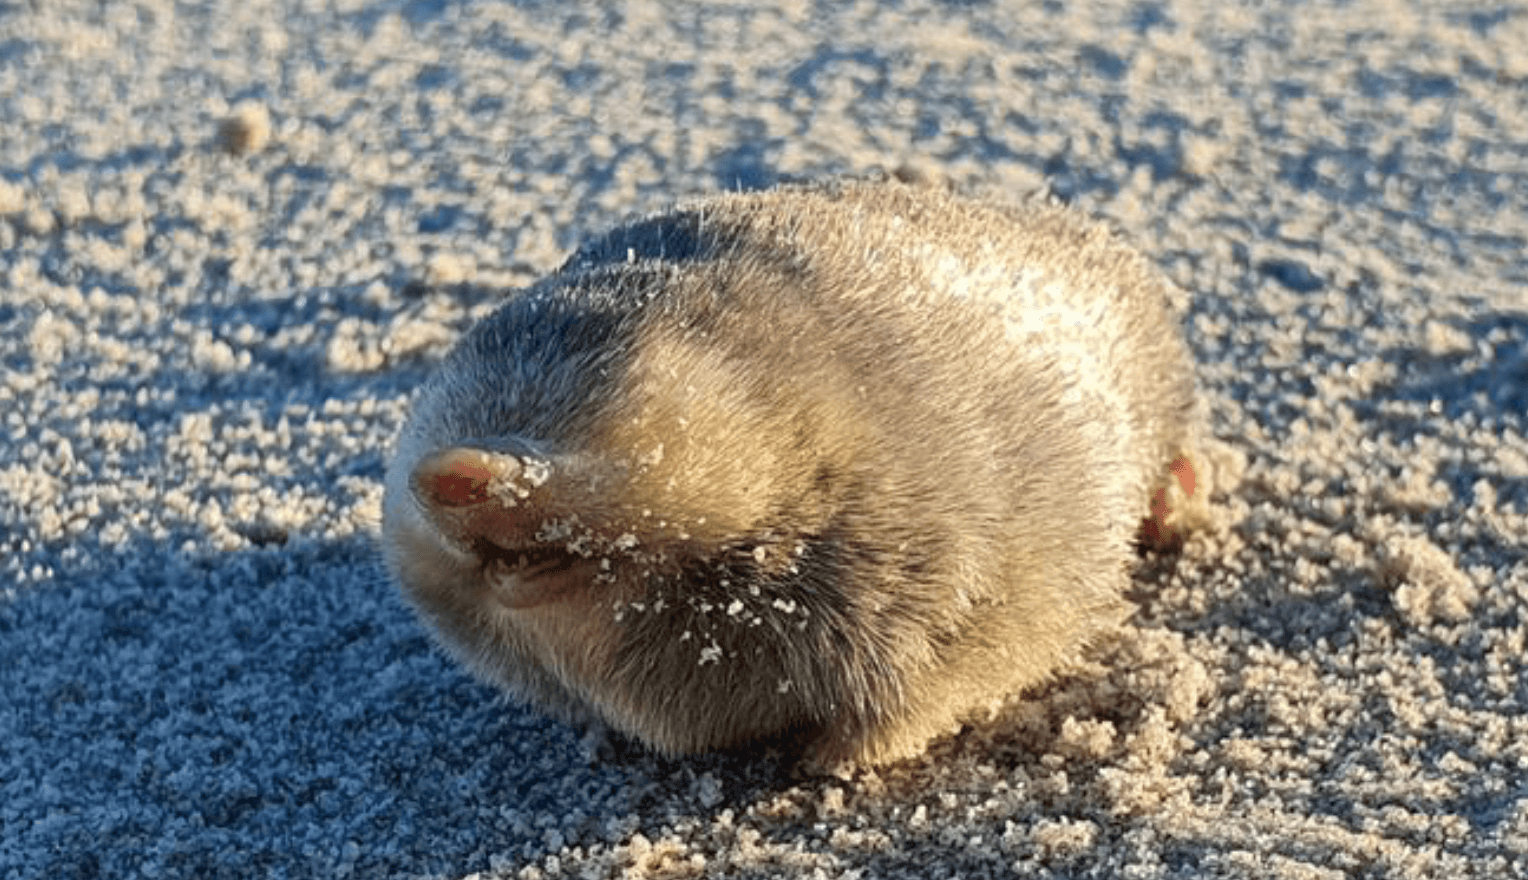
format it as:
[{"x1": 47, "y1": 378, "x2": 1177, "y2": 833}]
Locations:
[{"x1": 216, "y1": 101, "x2": 272, "y2": 156}]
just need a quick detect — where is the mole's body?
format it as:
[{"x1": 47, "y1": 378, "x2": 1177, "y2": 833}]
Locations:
[{"x1": 381, "y1": 177, "x2": 1197, "y2": 767}]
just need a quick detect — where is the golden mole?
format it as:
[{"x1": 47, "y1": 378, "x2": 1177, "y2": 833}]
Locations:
[{"x1": 382, "y1": 176, "x2": 1199, "y2": 768}]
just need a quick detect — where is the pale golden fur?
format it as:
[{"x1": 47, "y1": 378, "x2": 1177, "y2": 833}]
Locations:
[{"x1": 382, "y1": 177, "x2": 1198, "y2": 767}]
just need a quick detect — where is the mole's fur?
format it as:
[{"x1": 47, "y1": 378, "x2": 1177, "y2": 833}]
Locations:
[{"x1": 382, "y1": 177, "x2": 1198, "y2": 767}]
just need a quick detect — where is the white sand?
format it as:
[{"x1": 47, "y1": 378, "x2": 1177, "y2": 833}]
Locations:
[{"x1": 2, "y1": 1, "x2": 1525, "y2": 877}]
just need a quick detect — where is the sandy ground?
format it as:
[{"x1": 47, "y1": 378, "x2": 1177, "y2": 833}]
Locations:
[{"x1": 2, "y1": 0, "x2": 1526, "y2": 877}]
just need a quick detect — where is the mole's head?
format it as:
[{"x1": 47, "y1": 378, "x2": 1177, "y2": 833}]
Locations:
[{"x1": 381, "y1": 267, "x2": 875, "y2": 748}]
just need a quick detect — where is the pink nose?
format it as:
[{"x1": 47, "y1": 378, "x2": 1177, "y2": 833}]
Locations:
[{"x1": 425, "y1": 459, "x2": 494, "y2": 507}]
